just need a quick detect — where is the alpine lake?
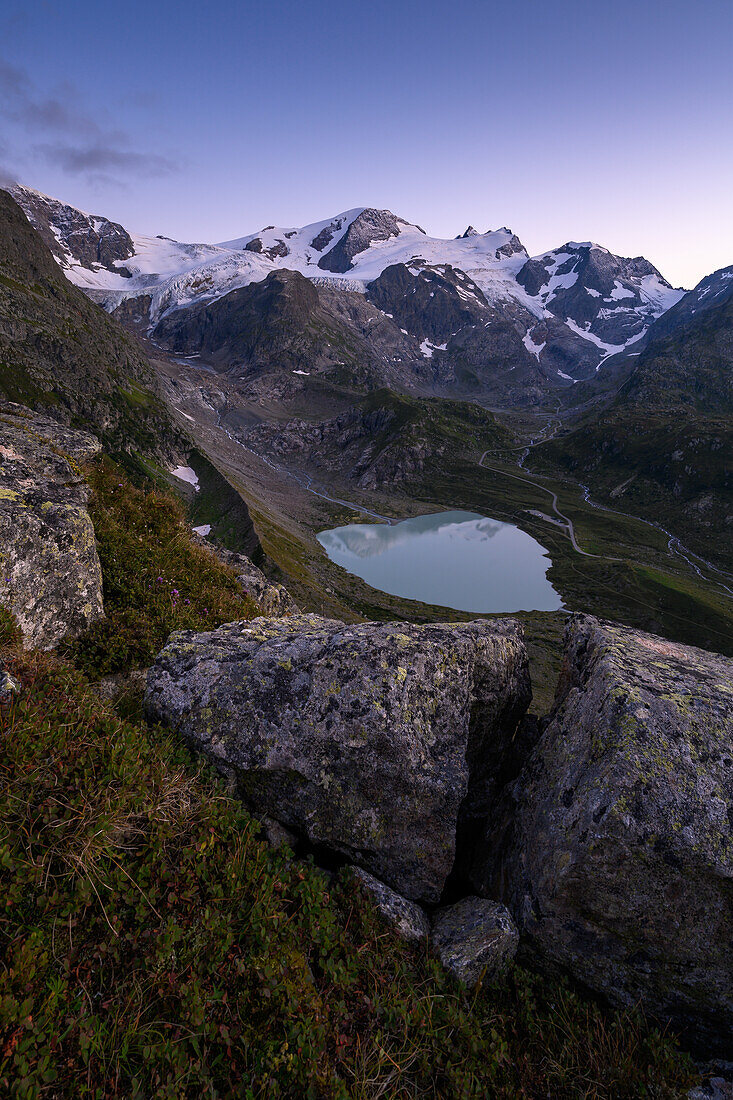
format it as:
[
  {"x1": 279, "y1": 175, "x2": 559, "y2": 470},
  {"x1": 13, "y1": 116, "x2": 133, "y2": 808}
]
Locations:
[{"x1": 317, "y1": 510, "x2": 564, "y2": 614}]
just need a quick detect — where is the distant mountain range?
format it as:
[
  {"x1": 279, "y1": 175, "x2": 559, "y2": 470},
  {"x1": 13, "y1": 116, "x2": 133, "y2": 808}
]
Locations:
[
  {"x1": 540, "y1": 263, "x2": 733, "y2": 568},
  {"x1": 1, "y1": 182, "x2": 731, "y2": 575},
  {"x1": 10, "y1": 186, "x2": 685, "y2": 398}
]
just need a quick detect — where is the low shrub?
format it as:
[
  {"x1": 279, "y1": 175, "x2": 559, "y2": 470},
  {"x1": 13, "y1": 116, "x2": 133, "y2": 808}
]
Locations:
[
  {"x1": 0, "y1": 641, "x2": 696, "y2": 1099},
  {"x1": 0, "y1": 605, "x2": 21, "y2": 649},
  {"x1": 64, "y1": 459, "x2": 259, "y2": 677}
]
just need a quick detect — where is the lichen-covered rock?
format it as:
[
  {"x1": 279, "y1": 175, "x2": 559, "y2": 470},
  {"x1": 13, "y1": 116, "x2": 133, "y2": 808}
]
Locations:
[
  {"x1": 504, "y1": 615, "x2": 733, "y2": 1053},
  {"x1": 351, "y1": 868, "x2": 430, "y2": 943},
  {"x1": 431, "y1": 897, "x2": 518, "y2": 988},
  {"x1": 0, "y1": 666, "x2": 21, "y2": 702},
  {"x1": 145, "y1": 615, "x2": 530, "y2": 903},
  {"x1": 232, "y1": 557, "x2": 298, "y2": 617},
  {"x1": 193, "y1": 536, "x2": 297, "y2": 617},
  {"x1": 689, "y1": 1081, "x2": 733, "y2": 1100},
  {"x1": 0, "y1": 403, "x2": 103, "y2": 648}
]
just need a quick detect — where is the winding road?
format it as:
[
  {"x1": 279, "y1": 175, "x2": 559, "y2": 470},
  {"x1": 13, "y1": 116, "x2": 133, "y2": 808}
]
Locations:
[{"x1": 480, "y1": 415, "x2": 733, "y2": 597}]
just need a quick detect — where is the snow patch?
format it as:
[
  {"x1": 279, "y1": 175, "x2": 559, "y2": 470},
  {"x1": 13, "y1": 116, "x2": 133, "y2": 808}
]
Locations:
[
  {"x1": 170, "y1": 466, "x2": 200, "y2": 491},
  {"x1": 522, "y1": 329, "x2": 546, "y2": 359}
]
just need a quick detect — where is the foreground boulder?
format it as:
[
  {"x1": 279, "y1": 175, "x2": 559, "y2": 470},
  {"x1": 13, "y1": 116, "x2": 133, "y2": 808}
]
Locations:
[
  {"x1": 0, "y1": 403, "x2": 103, "y2": 648},
  {"x1": 145, "y1": 615, "x2": 531, "y2": 903},
  {"x1": 431, "y1": 898, "x2": 519, "y2": 988},
  {"x1": 504, "y1": 615, "x2": 733, "y2": 1053}
]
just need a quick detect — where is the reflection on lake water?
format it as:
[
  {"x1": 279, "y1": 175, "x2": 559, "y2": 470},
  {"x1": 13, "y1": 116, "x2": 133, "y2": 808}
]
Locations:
[{"x1": 317, "y1": 510, "x2": 563, "y2": 613}]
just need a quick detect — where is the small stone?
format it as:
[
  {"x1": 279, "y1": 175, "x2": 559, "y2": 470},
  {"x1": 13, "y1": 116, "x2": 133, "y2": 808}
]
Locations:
[
  {"x1": 0, "y1": 669, "x2": 20, "y2": 701},
  {"x1": 259, "y1": 816, "x2": 298, "y2": 851},
  {"x1": 431, "y1": 897, "x2": 519, "y2": 988},
  {"x1": 689, "y1": 1081, "x2": 733, "y2": 1100},
  {"x1": 351, "y1": 867, "x2": 430, "y2": 943}
]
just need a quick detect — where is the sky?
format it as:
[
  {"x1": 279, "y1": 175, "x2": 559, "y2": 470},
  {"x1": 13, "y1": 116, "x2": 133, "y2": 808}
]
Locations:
[{"x1": 1, "y1": 0, "x2": 731, "y2": 288}]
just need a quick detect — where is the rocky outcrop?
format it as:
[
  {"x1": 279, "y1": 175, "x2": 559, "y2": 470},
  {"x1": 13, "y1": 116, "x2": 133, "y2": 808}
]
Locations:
[
  {"x1": 502, "y1": 616, "x2": 733, "y2": 1054},
  {"x1": 0, "y1": 404, "x2": 104, "y2": 649},
  {"x1": 318, "y1": 209, "x2": 415, "y2": 273},
  {"x1": 233, "y1": 556, "x2": 298, "y2": 617},
  {"x1": 144, "y1": 615, "x2": 531, "y2": 903},
  {"x1": 11, "y1": 184, "x2": 134, "y2": 275},
  {"x1": 351, "y1": 868, "x2": 430, "y2": 943},
  {"x1": 431, "y1": 898, "x2": 519, "y2": 988},
  {"x1": 194, "y1": 538, "x2": 297, "y2": 617}
]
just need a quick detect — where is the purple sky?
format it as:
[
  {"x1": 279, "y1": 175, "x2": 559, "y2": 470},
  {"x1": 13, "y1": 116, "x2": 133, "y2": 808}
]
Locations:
[{"x1": 1, "y1": 0, "x2": 731, "y2": 288}]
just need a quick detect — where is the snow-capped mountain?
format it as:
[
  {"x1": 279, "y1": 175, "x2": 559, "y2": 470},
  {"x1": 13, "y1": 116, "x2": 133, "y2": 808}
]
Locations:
[{"x1": 8, "y1": 185, "x2": 685, "y2": 389}]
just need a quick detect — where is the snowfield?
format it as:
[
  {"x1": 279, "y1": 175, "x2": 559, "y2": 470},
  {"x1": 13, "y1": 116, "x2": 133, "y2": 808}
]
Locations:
[{"x1": 10, "y1": 185, "x2": 687, "y2": 378}]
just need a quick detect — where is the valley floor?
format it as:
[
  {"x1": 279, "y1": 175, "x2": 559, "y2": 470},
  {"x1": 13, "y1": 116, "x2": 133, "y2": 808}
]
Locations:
[{"x1": 154, "y1": 354, "x2": 733, "y2": 712}]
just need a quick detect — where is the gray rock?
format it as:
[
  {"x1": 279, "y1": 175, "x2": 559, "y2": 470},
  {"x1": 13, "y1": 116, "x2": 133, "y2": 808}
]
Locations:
[
  {"x1": 259, "y1": 815, "x2": 299, "y2": 851},
  {"x1": 318, "y1": 208, "x2": 415, "y2": 273},
  {"x1": 193, "y1": 537, "x2": 298, "y2": 617},
  {"x1": 232, "y1": 557, "x2": 298, "y2": 617},
  {"x1": 431, "y1": 897, "x2": 519, "y2": 988},
  {"x1": 689, "y1": 1081, "x2": 733, "y2": 1100},
  {"x1": 0, "y1": 404, "x2": 104, "y2": 649},
  {"x1": 145, "y1": 615, "x2": 531, "y2": 903},
  {"x1": 351, "y1": 867, "x2": 430, "y2": 943},
  {"x1": 96, "y1": 667, "x2": 149, "y2": 702},
  {"x1": 0, "y1": 667, "x2": 20, "y2": 701},
  {"x1": 504, "y1": 614, "x2": 733, "y2": 1054}
]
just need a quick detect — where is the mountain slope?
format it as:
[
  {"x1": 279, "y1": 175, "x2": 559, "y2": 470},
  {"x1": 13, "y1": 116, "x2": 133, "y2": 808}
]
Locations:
[
  {"x1": 9, "y1": 186, "x2": 684, "y2": 394},
  {"x1": 0, "y1": 189, "x2": 183, "y2": 457},
  {"x1": 540, "y1": 269, "x2": 733, "y2": 568}
]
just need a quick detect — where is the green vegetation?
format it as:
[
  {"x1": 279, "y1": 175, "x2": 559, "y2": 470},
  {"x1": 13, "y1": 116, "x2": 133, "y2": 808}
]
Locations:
[
  {"x1": 0, "y1": 467, "x2": 699, "y2": 1096},
  {"x1": 64, "y1": 459, "x2": 259, "y2": 678},
  {"x1": 0, "y1": 189, "x2": 183, "y2": 458},
  {"x1": 0, "y1": 627, "x2": 696, "y2": 1098},
  {"x1": 186, "y1": 448, "x2": 264, "y2": 562}
]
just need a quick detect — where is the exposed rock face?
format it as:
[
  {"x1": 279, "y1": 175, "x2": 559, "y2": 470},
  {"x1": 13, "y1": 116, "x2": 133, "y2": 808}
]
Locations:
[
  {"x1": 196, "y1": 538, "x2": 297, "y2": 617},
  {"x1": 365, "y1": 262, "x2": 548, "y2": 403},
  {"x1": 242, "y1": 390, "x2": 510, "y2": 494},
  {"x1": 431, "y1": 898, "x2": 519, "y2": 988},
  {"x1": 503, "y1": 615, "x2": 733, "y2": 1054},
  {"x1": 351, "y1": 868, "x2": 430, "y2": 943},
  {"x1": 318, "y1": 209, "x2": 415, "y2": 273},
  {"x1": 145, "y1": 615, "x2": 531, "y2": 903},
  {"x1": 0, "y1": 404, "x2": 104, "y2": 649},
  {"x1": 11, "y1": 184, "x2": 134, "y2": 275}
]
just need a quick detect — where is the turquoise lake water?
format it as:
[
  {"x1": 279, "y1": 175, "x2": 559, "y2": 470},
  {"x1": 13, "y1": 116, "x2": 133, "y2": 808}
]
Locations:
[{"x1": 317, "y1": 510, "x2": 564, "y2": 613}]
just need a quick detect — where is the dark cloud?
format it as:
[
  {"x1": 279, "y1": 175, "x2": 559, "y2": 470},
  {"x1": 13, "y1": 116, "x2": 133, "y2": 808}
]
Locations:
[
  {"x1": 0, "y1": 57, "x2": 180, "y2": 184},
  {"x1": 34, "y1": 143, "x2": 179, "y2": 177}
]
